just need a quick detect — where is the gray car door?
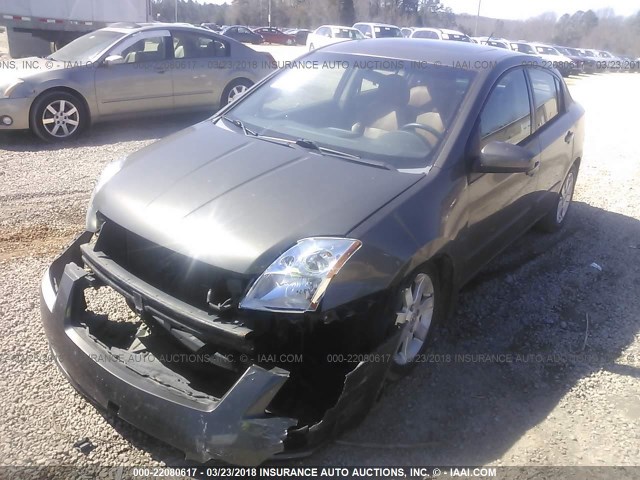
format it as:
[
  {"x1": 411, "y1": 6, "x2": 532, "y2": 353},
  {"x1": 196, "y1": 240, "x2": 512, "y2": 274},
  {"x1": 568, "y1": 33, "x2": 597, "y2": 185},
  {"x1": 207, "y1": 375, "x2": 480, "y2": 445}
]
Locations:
[
  {"x1": 461, "y1": 67, "x2": 542, "y2": 281},
  {"x1": 171, "y1": 30, "x2": 230, "y2": 111},
  {"x1": 526, "y1": 67, "x2": 575, "y2": 208},
  {"x1": 94, "y1": 30, "x2": 173, "y2": 117}
]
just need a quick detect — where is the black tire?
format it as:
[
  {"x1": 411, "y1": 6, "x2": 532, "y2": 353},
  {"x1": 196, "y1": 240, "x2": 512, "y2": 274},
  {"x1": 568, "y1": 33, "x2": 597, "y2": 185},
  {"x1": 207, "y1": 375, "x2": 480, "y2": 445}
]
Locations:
[
  {"x1": 220, "y1": 78, "x2": 253, "y2": 107},
  {"x1": 536, "y1": 164, "x2": 579, "y2": 233},
  {"x1": 30, "y1": 90, "x2": 87, "y2": 142},
  {"x1": 387, "y1": 263, "x2": 443, "y2": 381}
]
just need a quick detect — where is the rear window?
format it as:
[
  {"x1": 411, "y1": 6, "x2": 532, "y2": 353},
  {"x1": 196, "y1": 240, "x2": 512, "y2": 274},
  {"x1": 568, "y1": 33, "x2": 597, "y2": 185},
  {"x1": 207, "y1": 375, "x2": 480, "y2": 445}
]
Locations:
[
  {"x1": 374, "y1": 26, "x2": 403, "y2": 38},
  {"x1": 536, "y1": 46, "x2": 559, "y2": 55},
  {"x1": 413, "y1": 30, "x2": 439, "y2": 40},
  {"x1": 445, "y1": 34, "x2": 471, "y2": 42},
  {"x1": 334, "y1": 28, "x2": 363, "y2": 39}
]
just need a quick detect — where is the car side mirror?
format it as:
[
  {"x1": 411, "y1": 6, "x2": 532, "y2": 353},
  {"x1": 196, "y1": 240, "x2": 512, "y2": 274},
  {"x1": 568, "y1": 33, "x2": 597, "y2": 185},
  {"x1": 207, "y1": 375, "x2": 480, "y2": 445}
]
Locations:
[
  {"x1": 475, "y1": 141, "x2": 535, "y2": 173},
  {"x1": 104, "y1": 55, "x2": 124, "y2": 66},
  {"x1": 364, "y1": 32, "x2": 372, "y2": 38}
]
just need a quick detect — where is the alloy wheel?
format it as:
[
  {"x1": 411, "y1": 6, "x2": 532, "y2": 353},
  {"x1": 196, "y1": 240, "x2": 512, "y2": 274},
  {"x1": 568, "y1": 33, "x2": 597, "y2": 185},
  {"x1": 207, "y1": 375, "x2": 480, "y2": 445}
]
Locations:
[
  {"x1": 41, "y1": 99, "x2": 80, "y2": 138},
  {"x1": 228, "y1": 84, "x2": 249, "y2": 104},
  {"x1": 394, "y1": 273, "x2": 435, "y2": 365},
  {"x1": 557, "y1": 171, "x2": 575, "y2": 223}
]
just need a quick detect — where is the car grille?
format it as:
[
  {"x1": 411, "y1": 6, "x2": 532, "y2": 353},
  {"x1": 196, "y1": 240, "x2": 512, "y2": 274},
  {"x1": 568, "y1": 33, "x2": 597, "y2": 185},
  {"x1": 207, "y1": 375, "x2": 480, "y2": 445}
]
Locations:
[{"x1": 94, "y1": 219, "x2": 250, "y2": 313}]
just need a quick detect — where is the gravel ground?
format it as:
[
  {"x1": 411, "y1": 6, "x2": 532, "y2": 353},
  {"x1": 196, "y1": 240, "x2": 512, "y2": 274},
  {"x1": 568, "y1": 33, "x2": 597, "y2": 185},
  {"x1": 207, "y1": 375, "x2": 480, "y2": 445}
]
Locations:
[{"x1": 1, "y1": 72, "x2": 639, "y2": 475}]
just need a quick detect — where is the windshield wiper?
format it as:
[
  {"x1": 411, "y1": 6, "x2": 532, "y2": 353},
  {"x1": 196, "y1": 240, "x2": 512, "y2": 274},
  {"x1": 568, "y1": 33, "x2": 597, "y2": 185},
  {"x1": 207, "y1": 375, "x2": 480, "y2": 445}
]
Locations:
[
  {"x1": 254, "y1": 136, "x2": 363, "y2": 160},
  {"x1": 219, "y1": 115, "x2": 257, "y2": 137},
  {"x1": 256, "y1": 135, "x2": 393, "y2": 169},
  {"x1": 216, "y1": 119, "x2": 391, "y2": 169}
]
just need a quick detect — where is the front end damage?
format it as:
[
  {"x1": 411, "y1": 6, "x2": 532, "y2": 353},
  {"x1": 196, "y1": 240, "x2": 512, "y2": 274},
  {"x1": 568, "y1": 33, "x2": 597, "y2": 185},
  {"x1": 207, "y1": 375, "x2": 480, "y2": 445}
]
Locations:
[{"x1": 40, "y1": 231, "x2": 399, "y2": 466}]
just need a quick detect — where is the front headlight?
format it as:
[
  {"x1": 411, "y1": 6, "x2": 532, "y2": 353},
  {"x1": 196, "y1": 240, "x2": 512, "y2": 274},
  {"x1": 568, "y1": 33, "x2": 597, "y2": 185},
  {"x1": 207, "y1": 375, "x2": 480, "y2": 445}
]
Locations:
[
  {"x1": 85, "y1": 157, "x2": 126, "y2": 231},
  {"x1": 240, "y1": 237, "x2": 362, "y2": 312},
  {"x1": 1, "y1": 79, "x2": 24, "y2": 98}
]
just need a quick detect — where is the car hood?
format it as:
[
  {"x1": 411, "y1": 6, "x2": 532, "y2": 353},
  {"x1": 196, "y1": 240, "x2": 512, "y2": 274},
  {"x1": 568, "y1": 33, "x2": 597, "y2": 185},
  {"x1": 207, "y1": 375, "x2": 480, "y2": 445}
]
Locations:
[
  {"x1": 94, "y1": 121, "x2": 422, "y2": 274},
  {"x1": 0, "y1": 57, "x2": 66, "y2": 82}
]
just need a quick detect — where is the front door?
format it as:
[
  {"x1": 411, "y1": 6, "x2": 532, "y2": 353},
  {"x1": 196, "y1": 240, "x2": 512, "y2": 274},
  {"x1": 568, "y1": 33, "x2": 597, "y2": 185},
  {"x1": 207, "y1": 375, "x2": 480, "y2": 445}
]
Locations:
[
  {"x1": 95, "y1": 30, "x2": 173, "y2": 117},
  {"x1": 461, "y1": 67, "x2": 542, "y2": 280}
]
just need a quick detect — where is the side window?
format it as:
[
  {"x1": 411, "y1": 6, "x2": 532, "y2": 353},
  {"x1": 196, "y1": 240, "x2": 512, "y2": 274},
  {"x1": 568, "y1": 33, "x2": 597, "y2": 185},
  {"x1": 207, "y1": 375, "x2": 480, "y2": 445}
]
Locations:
[
  {"x1": 173, "y1": 31, "x2": 228, "y2": 59},
  {"x1": 120, "y1": 36, "x2": 168, "y2": 64},
  {"x1": 479, "y1": 69, "x2": 532, "y2": 147},
  {"x1": 318, "y1": 27, "x2": 330, "y2": 37},
  {"x1": 528, "y1": 68, "x2": 560, "y2": 129}
]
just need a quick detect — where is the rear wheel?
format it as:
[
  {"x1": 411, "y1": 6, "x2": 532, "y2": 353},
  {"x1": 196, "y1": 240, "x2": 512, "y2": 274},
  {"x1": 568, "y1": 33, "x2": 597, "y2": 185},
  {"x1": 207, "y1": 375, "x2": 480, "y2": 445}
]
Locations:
[
  {"x1": 30, "y1": 91, "x2": 86, "y2": 142},
  {"x1": 387, "y1": 264, "x2": 442, "y2": 380},
  {"x1": 536, "y1": 164, "x2": 578, "y2": 232},
  {"x1": 220, "y1": 79, "x2": 253, "y2": 107}
]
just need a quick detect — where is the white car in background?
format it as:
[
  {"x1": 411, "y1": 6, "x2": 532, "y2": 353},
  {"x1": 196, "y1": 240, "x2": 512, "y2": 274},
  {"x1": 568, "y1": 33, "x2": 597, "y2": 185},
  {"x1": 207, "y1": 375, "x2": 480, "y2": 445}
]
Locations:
[
  {"x1": 410, "y1": 28, "x2": 471, "y2": 42},
  {"x1": 530, "y1": 43, "x2": 574, "y2": 76},
  {"x1": 306, "y1": 25, "x2": 364, "y2": 51},
  {"x1": 472, "y1": 36, "x2": 510, "y2": 49},
  {"x1": 352, "y1": 22, "x2": 402, "y2": 39}
]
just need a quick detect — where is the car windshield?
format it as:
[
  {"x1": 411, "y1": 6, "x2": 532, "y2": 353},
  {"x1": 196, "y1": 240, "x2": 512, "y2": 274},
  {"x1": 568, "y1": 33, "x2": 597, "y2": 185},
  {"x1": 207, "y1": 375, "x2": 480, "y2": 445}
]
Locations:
[
  {"x1": 375, "y1": 26, "x2": 403, "y2": 38},
  {"x1": 536, "y1": 46, "x2": 559, "y2": 55},
  {"x1": 224, "y1": 52, "x2": 475, "y2": 170},
  {"x1": 49, "y1": 30, "x2": 125, "y2": 62},
  {"x1": 513, "y1": 43, "x2": 535, "y2": 54},
  {"x1": 334, "y1": 28, "x2": 364, "y2": 39}
]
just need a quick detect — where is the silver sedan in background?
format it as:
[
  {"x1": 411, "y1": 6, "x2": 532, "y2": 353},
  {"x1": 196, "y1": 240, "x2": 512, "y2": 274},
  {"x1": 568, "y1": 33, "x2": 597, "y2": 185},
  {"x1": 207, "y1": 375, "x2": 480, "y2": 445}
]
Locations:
[{"x1": 0, "y1": 23, "x2": 275, "y2": 141}]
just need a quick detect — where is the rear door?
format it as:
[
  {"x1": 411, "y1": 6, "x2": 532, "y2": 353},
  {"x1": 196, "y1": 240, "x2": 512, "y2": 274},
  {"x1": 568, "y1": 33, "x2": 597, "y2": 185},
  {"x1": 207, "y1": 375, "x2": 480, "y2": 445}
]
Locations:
[
  {"x1": 171, "y1": 30, "x2": 230, "y2": 110},
  {"x1": 95, "y1": 29, "x2": 173, "y2": 116},
  {"x1": 526, "y1": 67, "x2": 576, "y2": 213},
  {"x1": 461, "y1": 67, "x2": 542, "y2": 280}
]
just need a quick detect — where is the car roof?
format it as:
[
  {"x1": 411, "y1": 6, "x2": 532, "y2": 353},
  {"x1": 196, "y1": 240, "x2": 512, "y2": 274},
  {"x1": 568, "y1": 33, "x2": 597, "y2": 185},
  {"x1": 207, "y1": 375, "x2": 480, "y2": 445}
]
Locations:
[
  {"x1": 104, "y1": 22, "x2": 211, "y2": 34},
  {"x1": 354, "y1": 22, "x2": 400, "y2": 28},
  {"x1": 319, "y1": 25, "x2": 358, "y2": 30},
  {"x1": 322, "y1": 38, "x2": 526, "y2": 71},
  {"x1": 440, "y1": 28, "x2": 467, "y2": 35}
]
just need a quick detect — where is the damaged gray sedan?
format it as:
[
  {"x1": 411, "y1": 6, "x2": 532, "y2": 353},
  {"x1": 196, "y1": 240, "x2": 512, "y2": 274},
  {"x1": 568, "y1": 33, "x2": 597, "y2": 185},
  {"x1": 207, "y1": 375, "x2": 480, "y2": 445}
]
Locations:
[{"x1": 41, "y1": 39, "x2": 585, "y2": 465}]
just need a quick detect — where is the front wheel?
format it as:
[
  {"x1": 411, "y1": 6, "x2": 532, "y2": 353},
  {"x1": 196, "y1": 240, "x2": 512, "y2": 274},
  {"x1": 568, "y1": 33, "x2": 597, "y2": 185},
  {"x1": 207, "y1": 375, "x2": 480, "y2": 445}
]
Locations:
[
  {"x1": 220, "y1": 79, "x2": 253, "y2": 107},
  {"x1": 388, "y1": 264, "x2": 442, "y2": 380},
  {"x1": 30, "y1": 91, "x2": 87, "y2": 142},
  {"x1": 536, "y1": 164, "x2": 578, "y2": 232}
]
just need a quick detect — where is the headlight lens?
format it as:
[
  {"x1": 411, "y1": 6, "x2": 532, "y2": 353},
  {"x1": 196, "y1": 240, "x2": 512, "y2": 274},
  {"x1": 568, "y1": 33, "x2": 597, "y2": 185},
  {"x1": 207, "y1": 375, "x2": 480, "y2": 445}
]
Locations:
[
  {"x1": 240, "y1": 237, "x2": 361, "y2": 312},
  {"x1": 85, "y1": 157, "x2": 125, "y2": 231},
  {"x1": 1, "y1": 79, "x2": 24, "y2": 98}
]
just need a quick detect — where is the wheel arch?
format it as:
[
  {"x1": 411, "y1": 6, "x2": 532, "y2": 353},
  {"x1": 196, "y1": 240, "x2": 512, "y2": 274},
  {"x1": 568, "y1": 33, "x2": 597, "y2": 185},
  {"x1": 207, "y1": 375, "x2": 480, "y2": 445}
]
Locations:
[{"x1": 29, "y1": 86, "x2": 91, "y2": 129}]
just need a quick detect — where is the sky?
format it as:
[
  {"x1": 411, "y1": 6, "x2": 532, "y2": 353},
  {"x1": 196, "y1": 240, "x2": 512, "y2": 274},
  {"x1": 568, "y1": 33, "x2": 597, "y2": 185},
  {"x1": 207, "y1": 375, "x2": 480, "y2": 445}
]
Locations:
[{"x1": 198, "y1": 0, "x2": 640, "y2": 20}]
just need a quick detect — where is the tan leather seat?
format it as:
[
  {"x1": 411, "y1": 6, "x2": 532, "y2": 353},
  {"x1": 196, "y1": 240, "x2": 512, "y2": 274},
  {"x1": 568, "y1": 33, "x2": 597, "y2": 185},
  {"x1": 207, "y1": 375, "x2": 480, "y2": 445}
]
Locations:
[
  {"x1": 353, "y1": 74, "x2": 410, "y2": 139},
  {"x1": 408, "y1": 84, "x2": 445, "y2": 146}
]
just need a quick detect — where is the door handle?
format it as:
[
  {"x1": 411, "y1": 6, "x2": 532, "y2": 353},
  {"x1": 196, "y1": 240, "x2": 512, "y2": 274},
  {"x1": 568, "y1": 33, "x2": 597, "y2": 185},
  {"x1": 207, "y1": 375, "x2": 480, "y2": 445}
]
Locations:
[{"x1": 564, "y1": 130, "x2": 574, "y2": 144}]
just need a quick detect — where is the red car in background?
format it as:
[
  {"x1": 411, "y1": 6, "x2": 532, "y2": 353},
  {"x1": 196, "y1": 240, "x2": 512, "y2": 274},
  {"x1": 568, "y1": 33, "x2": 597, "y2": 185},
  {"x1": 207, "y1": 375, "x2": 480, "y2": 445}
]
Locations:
[{"x1": 253, "y1": 27, "x2": 296, "y2": 45}]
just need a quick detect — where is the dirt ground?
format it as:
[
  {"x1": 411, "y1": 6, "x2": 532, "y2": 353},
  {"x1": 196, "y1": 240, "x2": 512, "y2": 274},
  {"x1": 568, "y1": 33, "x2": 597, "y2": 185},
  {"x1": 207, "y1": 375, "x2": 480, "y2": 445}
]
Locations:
[{"x1": 0, "y1": 62, "x2": 638, "y2": 476}]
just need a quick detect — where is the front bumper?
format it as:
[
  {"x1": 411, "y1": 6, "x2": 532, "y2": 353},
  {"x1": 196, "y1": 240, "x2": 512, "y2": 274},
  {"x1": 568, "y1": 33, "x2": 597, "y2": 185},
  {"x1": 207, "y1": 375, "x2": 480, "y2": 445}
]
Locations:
[
  {"x1": 0, "y1": 96, "x2": 32, "y2": 130},
  {"x1": 40, "y1": 234, "x2": 397, "y2": 465}
]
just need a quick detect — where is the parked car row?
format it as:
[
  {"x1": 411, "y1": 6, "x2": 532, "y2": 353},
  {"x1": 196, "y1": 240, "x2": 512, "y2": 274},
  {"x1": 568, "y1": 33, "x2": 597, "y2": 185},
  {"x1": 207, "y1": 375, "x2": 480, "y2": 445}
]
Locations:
[{"x1": 201, "y1": 23, "x2": 309, "y2": 46}]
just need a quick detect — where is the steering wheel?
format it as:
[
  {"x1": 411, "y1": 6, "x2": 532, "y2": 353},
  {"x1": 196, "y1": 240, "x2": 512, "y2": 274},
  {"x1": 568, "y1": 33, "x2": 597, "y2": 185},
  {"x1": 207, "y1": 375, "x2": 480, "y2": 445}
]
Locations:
[{"x1": 400, "y1": 123, "x2": 443, "y2": 146}]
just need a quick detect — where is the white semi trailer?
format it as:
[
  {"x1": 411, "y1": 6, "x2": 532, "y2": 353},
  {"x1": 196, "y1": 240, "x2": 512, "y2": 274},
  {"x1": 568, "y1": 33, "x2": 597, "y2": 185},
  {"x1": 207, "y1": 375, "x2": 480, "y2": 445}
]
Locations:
[{"x1": 0, "y1": 0, "x2": 152, "y2": 58}]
